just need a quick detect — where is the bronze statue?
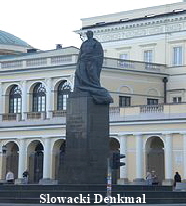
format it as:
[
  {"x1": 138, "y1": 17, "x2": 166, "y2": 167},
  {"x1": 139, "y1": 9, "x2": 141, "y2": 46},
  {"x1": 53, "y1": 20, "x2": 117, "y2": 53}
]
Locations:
[{"x1": 74, "y1": 30, "x2": 113, "y2": 104}]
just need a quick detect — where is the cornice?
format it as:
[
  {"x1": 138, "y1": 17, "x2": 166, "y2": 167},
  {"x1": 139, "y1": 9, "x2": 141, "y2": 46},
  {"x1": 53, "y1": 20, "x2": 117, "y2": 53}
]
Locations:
[
  {"x1": 78, "y1": 13, "x2": 186, "y2": 43},
  {"x1": 80, "y1": 11, "x2": 186, "y2": 32}
]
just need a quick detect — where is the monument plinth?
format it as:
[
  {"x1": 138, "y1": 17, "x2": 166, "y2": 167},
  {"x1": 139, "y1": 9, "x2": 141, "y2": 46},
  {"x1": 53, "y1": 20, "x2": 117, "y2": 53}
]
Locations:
[
  {"x1": 60, "y1": 92, "x2": 109, "y2": 184},
  {"x1": 60, "y1": 30, "x2": 113, "y2": 184}
]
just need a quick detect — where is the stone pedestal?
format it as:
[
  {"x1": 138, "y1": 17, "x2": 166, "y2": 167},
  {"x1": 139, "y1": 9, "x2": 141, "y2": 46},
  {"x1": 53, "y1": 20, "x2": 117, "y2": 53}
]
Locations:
[{"x1": 60, "y1": 93, "x2": 109, "y2": 184}]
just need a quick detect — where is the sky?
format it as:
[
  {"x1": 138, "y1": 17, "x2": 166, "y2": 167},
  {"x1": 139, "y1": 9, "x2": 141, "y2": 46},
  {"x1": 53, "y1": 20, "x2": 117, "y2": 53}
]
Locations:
[{"x1": 1, "y1": 0, "x2": 182, "y2": 50}]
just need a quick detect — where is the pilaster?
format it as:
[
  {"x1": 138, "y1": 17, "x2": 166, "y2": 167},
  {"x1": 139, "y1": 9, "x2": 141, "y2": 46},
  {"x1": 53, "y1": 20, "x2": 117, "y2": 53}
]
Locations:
[
  {"x1": 46, "y1": 78, "x2": 52, "y2": 119},
  {"x1": 39, "y1": 137, "x2": 57, "y2": 185},
  {"x1": 21, "y1": 81, "x2": 27, "y2": 120},
  {"x1": 117, "y1": 135, "x2": 128, "y2": 184},
  {"x1": 133, "y1": 134, "x2": 145, "y2": 183},
  {"x1": 0, "y1": 82, "x2": 3, "y2": 114},
  {"x1": 182, "y1": 133, "x2": 186, "y2": 182},
  {"x1": 162, "y1": 133, "x2": 173, "y2": 186},
  {"x1": 14, "y1": 139, "x2": 27, "y2": 184}
]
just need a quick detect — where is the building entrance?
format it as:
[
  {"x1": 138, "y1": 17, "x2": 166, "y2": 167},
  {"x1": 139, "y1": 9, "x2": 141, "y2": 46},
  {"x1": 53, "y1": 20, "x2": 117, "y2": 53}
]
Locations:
[
  {"x1": 28, "y1": 141, "x2": 43, "y2": 183},
  {"x1": 5, "y1": 142, "x2": 18, "y2": 179},
  {"x1": 146, "y1": 136, "x2": 165, "y2": 184},
  {"x1": 110, "y1": 137, "x2": 120, "y2": 183}
]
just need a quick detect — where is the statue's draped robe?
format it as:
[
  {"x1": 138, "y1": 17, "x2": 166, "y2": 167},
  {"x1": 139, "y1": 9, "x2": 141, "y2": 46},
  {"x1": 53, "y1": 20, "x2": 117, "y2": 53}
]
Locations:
[{"x1": 74, "y1": 38, "x2": 113, "y2": 104}]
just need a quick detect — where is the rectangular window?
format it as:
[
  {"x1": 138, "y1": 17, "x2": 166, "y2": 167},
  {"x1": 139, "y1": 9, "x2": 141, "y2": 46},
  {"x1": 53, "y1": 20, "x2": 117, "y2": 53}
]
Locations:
[
  {"x1": 173, "y1": 97, "x2": 182, "y2": 103},
  {"x1": 144, "y1": 50, "x2": 153, "y2": 63},
  {"x1": 173, "y1": 46, "x2": 183, "y2": 66},
  {"x1": 147, "y1": 98, "x2": 158, "y2": 105},
  {"x1": 144, "y1": 50, "x2": 153, "y2": 69},
  {"x1": 119, "y1": 54, "x2": 130, "y2": 68},
  {"x1": 119, "y1": 96, "x2": 131, "y2": 107},
  {"x1": 120, "y1": 54, "x2": 128, "y2": 60}
]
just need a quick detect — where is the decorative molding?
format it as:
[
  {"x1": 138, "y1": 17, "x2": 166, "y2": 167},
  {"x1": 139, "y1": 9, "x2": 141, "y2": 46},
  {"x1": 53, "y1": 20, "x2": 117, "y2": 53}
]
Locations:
[{"x1": 79, "y1": 15, "x2": 186, "y2": 43}]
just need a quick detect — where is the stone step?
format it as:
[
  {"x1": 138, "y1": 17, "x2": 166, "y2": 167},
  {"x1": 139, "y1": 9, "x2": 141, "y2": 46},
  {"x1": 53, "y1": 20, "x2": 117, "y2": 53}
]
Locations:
[
  {"x1": 0, "y1": 185, "x2": 184, "y2": 204},
  {"x1": 0, "y1": 184, "x2": 172, "y2": 191}
]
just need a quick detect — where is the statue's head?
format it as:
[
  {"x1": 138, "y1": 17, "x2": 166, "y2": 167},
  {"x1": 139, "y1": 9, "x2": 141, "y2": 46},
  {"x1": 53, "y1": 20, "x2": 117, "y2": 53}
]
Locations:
[{"x1": 86, "y1": 30, "x2": 93, "y2": 39}]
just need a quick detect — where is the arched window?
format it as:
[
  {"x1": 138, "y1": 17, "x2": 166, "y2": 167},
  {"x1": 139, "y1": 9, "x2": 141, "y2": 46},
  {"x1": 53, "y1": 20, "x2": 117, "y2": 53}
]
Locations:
[
  {"x1": 33, "y1": 83, "x2": 46, "y2": 112},
  {"x1": 57, "y1": 81, "x2": 71, "y2": 110},
  {"x1": 9, "y1": 85, "x2": 22, "y2": 113}
]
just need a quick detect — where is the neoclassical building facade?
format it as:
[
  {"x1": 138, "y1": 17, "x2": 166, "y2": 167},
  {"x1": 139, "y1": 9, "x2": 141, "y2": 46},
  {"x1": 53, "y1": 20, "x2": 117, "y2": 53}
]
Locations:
[
  {"x1": 0, "y1": 1, "x2": 186, "y2": 185},
  {"x1": 76, "y1": 0, "x2": 186, "y2": 185}
]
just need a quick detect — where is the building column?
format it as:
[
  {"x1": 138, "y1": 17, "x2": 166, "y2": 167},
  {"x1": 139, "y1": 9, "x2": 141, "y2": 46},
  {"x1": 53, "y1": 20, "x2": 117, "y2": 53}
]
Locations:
[
  {"x1": 15, "y1": 139, "x2": 27, "y2": 184},
  {"x1": 163, "y1": 133, "x2": 173, "y2": 185},
  {"x1": 117, "y1": 135, "x2": 128, "y2": 184},
  {"x1": 39, "y1": 138, "x2": 57, "y2": 184},
  {"x1": 46, "y1": 78, "x2": 52, "y2": 119},
  {"x1": 0, "y1": 82, "x2": 4, "y2": 117},
  {"x1": 71, "y1": 74, "x2": 75, "y2": 92},
  {"x1": 0, "y1": 143, "x2": 6, "y2": 180},
  {"x1": 0, "y1": 147, "x2": 3, "y2": 179},
  {"x1": 134, "y1": 134, "x2": 144, "y2": 183},
  {"x1": 183, "y1": 134, "x2": 186, "y2": 182},
  {"x1": 21, "y1": 81, "x2": 27, "y2": 120},
  {"x1": 43, "y1": 138, "x2": 51, "y2": 179}
]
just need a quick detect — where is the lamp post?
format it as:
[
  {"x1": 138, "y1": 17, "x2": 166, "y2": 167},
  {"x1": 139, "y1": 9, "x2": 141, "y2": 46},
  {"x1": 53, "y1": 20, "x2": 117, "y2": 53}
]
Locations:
[{"x1": 163, "y1": 77, "x2": 168, "y2": 103}]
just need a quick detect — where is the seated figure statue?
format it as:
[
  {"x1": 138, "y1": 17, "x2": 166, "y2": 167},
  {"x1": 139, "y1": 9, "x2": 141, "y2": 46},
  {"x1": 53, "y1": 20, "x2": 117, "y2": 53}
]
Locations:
[{"x1": 74, "y1": 30, "x2": 113, "y2": 104}]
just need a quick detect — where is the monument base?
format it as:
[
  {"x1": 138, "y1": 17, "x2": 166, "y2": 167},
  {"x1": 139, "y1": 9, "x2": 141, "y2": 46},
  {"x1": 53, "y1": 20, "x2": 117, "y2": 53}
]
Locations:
[{"x1": 60, "y1": 93, "x2": 109, "y2": 184}]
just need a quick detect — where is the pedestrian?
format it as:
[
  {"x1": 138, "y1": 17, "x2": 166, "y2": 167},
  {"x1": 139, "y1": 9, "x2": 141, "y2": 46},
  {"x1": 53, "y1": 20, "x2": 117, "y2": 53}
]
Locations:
[
  {"x1": 151, "y1": 171, "x2": 158, "y2": 185},
  {"x1": 22, "y1": 170, "x2": 29, "y2": 184},
  {"x1": 146, "y1": 171, "x2": 152, "y2": 185},
  {"x1": 6, "y1": 171, "x2": 14, "y2": 184},
  {"x1": 174, "y1": 171, "x2": 181, "y2": 187}
]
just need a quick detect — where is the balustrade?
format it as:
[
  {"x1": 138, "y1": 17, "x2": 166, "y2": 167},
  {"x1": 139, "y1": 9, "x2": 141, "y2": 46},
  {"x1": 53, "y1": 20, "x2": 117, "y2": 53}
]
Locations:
[
  {"x1": 0, "y1": 55, "x2": 165, "y2": 74},
  {"x1": 2, "y1": 103, "x2": 186, "y2": 123},
  {"x1": 2, "y1": 113, "x2": 21, "y2": 121},
  {"x1": 51, "y1": 55, "x2": 73, "y2": 64},
  {"x1": 27, "y1": 112, "x2": 45, "y2": 120},
  {"x1": 52, "y1": 110, "x2": 66, "y2": 118},
  {"x1": 140, "y1": 104, "x2": 164, "y2": 113}
]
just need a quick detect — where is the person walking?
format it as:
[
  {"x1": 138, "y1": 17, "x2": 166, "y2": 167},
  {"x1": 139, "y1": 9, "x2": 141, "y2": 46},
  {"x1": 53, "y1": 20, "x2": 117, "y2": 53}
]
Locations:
[
  {"x1": 174, "y1": 171, "x2": 181, "y2": 187},
  {"x1": 23, "y1": 170, "x2": 29, "y2": 184},
  {"x1": 146, "y1": 171, "x2": 152, "y2": 185},
  {"x1": 151, "y1": 171, "x2": 158, "y2": 185},
  {"x1": 6, "y1": 171, "x2": 14, "y2": 184}
]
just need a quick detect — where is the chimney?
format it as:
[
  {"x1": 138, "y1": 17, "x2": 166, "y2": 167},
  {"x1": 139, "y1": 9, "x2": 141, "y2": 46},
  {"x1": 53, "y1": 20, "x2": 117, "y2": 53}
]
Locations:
[
  {"x1": 27, "y1": 48, "x2": 37, "y2": 53},
  {"x1": 56, "y1": 44, "x2": 62, "y2": 49}
]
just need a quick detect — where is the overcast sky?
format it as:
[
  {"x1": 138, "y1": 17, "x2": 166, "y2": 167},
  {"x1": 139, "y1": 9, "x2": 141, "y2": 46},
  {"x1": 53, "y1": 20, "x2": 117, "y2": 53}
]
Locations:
[{"x1": 1, "y1": 0, "x2": 181, "y2": 50}]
